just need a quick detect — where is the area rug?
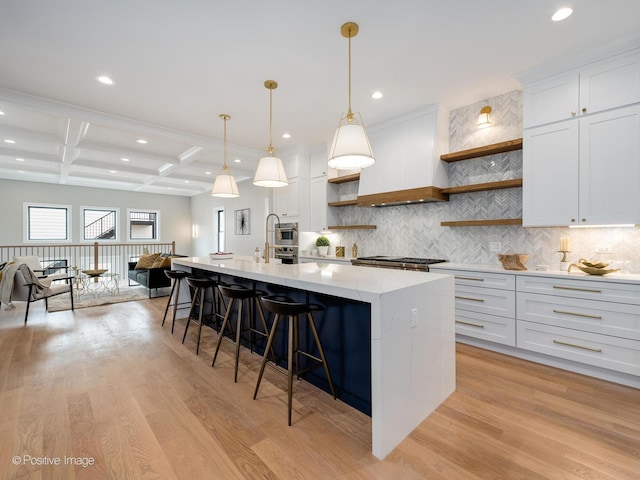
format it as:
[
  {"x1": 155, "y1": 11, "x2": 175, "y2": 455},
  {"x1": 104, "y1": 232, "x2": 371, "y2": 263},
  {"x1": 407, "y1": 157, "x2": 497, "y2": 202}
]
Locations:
[{"x1": 47, "y1": 286, "x2": 157, "y2": 311}]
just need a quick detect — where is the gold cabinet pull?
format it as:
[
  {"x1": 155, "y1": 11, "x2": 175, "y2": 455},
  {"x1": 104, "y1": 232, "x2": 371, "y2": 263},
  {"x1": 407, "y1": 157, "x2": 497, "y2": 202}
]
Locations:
[
  {"x1": 553, "y1": 309, "x2": 602, "y2": 320},
  {"x1": 553, "y1": 285, "x2": 602, "y2": 293},
  {"x1": 456, "y1": 320, "x2": 485, "y2": 328},
  {"x1": 552, "y1": 340, "x2": 602, "y2": 353},
  {"x1": 455, "y1": 276, "x2": 484, "y2": 282},
  {"x1": 455, "y1": 295, "x2": 485, "y2": 302}
]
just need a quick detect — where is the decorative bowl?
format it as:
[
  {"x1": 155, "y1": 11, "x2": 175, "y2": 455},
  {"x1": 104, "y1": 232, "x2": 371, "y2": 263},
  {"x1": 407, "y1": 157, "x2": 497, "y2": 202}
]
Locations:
[
  {"x1": 82, "y1": 268, "x2": 108, "y2": 277},
  {"x1": 497, "y1": 254, "x2": 529, "y2": 271},
  {"x1": 568, "y1": 262, "x2": 620, "y2": 276},
  {"x1": 209, "y1": 252, "x2": 233, "y2": 260}
]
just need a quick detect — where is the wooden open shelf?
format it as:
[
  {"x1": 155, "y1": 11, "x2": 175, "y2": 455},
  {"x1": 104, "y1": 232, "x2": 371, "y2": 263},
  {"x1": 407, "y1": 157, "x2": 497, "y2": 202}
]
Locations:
[
  {"x1": 440, "y1": 179, "x2": 523, "y2": 195},
  {"x1": 441, "y1": 138, "x2": 523, "y2": 163},
  {"x1": 328, "y1": 173, "x2": 360, "y2": 184},
  {"x1": 328, "y1": 199, "x2": 358, "y2": 207},
  {"x1": 441, "y1": 218, "x2": 523, "y2": 227},
  {"x1": 328, "y1": 225, "x2": 377, "y2": 230}
]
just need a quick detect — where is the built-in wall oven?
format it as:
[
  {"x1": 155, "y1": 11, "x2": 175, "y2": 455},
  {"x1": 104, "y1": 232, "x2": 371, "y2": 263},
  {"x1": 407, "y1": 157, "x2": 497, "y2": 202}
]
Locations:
[
  {"x1": 274, "y1": 222, "x2": 298, "y2": 264},
  {"x1": 275, "y1": 222, "x2": 298, "y2": 246},
  {"x1": 274, "y1": 246, "x2": 298, "y2": 264}
]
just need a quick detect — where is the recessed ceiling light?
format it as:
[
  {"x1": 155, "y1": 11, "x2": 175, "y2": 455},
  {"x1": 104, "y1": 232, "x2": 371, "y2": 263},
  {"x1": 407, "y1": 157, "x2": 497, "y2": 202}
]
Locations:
[
  {"x1": 552, "y1": 7, "x2": 573, "y2": 21},
  {"x1": 109, "y1": 170, "x2": 117, "y2": 173},
  {"x1": 0, "y1": 110, "x2": 5, "y2": 115},
  {"x1": 136, "y1": 139, "x2": 148, "y2": 144},
  {"x1": 184, "y1": 180, "x2": 189, "y2": 184},
  {"x1": 234, "y1": 159, "x2": 241, "y2": 163},
  {"x1": 120, "y1": 157, "x2": 130, "y2": 162},
  {"x1": 96, "y1": 75, "x2": 114, "y2": 85},
  {"x1": 282, "y1": 133, "x2": 291, "y2": 139},
  {"x1": 4, "y1": 139, "x2": 16, "y2": 144},
  {"x1": 205, "y1": 171, "x2": 212, "y2": 175},
  {"x1": 16, "y1": 158, "x2": 24, "y2": 162},
  {"x1": 18, "y1": 170, "x2": 25, "y2": 173},
  {"x1": 372, "y1": 91, "x2": 383, "y2": 99}
]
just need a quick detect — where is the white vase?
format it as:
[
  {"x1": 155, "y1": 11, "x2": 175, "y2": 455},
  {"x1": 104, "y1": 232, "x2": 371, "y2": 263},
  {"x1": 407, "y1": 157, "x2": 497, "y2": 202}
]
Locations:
[{"x1": 317, "y1": 246, "x2": 329, "y2": 257}]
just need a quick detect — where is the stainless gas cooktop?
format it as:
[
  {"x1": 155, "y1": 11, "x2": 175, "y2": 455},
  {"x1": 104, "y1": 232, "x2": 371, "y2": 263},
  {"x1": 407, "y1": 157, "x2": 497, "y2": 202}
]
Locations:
[{"x1": 351, "y1": 256, "x2": 447, "y2": 271}]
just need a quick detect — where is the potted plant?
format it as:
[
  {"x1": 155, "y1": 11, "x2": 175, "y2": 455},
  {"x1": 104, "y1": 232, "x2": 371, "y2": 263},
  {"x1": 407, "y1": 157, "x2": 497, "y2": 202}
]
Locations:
[{"x1": 316, "y1": 236, "x2": 330, "y2": 257}]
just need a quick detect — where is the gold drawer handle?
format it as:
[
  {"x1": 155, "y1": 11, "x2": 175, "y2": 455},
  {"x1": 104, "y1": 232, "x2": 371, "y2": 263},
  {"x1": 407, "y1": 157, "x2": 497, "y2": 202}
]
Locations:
[
  {"x1": 553, "y1": 285, "x2": 601, "y2": 293},
  {"x1": 552, "y1": 340, "x2": 602, "y2": 353},
  {"x1": 455, "y1": 295, "x2": 485, "y2": 302},
  {"x1": 553, "y1": 309, "x2": 602, "y2": 320},
  {"x1": 456, "y1": 320, "x2": 485, "y2": 328},
  {"x1": 455, "y1": 276, "x2": 484, "y2": 281}
]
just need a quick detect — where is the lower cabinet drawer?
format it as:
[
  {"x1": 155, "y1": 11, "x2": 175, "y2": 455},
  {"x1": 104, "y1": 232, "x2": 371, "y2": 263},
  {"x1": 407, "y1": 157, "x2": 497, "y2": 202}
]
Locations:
[
  {"x1": 455, "y1": 285, "x2": 515, "y2": 318},
  {"x1": 455, "y1": 310, "x2": 515, "y2": 346},
  {"x1": 517, "y1": 320, "x2": 640, "y2": 376},
  {"x1": 518, "y1": 292, "x2": 640, "y2": 341}
]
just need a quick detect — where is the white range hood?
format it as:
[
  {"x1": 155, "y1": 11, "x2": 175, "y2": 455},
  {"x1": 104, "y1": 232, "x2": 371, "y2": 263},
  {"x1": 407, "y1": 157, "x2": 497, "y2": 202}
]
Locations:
[{"x1": 356, "y1": 105, "x2": 450, "y2": 206}]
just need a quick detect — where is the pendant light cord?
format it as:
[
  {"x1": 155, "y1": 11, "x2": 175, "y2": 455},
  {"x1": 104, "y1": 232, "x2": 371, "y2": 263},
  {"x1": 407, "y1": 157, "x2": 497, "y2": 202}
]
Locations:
[
  {"x1": 269, "y1": 87, "x2": 274, "y2": 154},
  {"x1": 347, "y1": 29, "x2": 353, "y2": 121},
  {"x1": 220, "y1": 114, "x2": 230, "y2": 172}
]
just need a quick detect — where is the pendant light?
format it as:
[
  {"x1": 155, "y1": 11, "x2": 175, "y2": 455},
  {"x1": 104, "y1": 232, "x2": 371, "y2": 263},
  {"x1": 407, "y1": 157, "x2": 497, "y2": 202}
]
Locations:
[
  {"x1": 253, "y1": 80, "x2": 288, "y2": 187},
  {"x1": 211, "y1": 114, "x2": 240, "y2": 198},
  {"x1": 328, "y1": 22, "x2": 375, "y2": 170}
]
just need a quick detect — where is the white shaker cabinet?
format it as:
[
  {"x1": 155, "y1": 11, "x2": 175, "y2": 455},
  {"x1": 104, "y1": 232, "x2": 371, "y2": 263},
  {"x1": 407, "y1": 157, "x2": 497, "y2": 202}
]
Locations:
[
  {"x1": 273, "y1": 176, "x2": 300, "y2": 218},
  {"x1": 523, "y1": 120, "x2": 579, "y2": 226},
  {"x1": 523, "y1": 51, "x2": 640, "y2": 128},
  {"x1": 309, "y1": 176, "x2": 330, "y2": 231},
  {"x1": 524, "y1": 104, "x2": 640, "y2": 226}
]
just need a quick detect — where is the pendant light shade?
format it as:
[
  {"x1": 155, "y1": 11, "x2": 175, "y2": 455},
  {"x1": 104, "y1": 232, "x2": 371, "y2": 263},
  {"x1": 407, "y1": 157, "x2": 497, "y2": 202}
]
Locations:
[
  {"x1": 211, "y1": 114, "x2": 240, "y2": 198},
  {"x1": 328, "y1": 121, "x2": 375, "y2": 169},
  {"x1": 211, "y1": 173, "x2": 239, "y2": 197},
  {"x1": 328, "y1": 22, "x2": 375, "y2": 170},
  {"x1": 253, "y1": 155, "x2": 288, "y2": 187},
  {"x1": 253, "y1": 80, "x2": 288, "y2": 187}
]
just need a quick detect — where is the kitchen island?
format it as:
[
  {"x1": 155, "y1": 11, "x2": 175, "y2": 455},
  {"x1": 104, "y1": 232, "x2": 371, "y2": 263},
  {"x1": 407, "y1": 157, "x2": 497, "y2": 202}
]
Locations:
[{"x1": 172, "y1": 256, "x2": 455, "y2": 459}]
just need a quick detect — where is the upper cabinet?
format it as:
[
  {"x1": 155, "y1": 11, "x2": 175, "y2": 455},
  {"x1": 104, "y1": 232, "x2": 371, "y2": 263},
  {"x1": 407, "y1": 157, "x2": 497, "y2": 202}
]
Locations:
[
  {"x1": 522, "y1": 47, "x2": 640, "y2": 227},
  {"x1": 273, "y1": 176, "x2": 300, "y2": 218},
  {"x1": 523, "y1": 51, "x2": 640, "y2": 128}
]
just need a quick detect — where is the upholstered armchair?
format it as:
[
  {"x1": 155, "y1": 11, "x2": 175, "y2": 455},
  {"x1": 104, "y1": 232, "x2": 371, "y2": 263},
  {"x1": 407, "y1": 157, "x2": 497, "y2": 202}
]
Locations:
[
  {"x1": 4, "y1": 263, "x2": 74, "y2": 324},
  {"x1": 13, "y1": 255, "x2": 70, "y2": 282}
]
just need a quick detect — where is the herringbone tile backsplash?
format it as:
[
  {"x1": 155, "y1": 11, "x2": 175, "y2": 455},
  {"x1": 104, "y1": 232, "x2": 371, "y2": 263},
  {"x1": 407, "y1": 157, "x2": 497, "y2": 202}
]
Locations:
[{"x1": 329, "y1": 90, "x2": 640, "y2": 273}]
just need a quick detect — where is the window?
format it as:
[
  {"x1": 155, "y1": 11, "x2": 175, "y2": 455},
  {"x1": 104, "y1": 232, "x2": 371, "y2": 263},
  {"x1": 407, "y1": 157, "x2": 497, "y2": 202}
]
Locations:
[
  {"x1": 127, "y1": 209, "x2": 160, "y2": 241},
  {"x1": 24, "y1": 203, "x2": 71, "y2": 242},
  {"x1": 216, "y1": 209, "x2": 225, "y2": 252},
  {"x1": 82, "y1": 207, "x2": 118, "y2": 241}
]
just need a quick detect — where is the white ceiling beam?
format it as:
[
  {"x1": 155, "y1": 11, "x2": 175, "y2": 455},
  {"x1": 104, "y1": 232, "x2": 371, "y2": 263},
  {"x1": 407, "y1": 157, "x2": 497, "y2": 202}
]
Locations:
[{"x1": 0, "y1": 88, "x2": 262, "y2": 157}]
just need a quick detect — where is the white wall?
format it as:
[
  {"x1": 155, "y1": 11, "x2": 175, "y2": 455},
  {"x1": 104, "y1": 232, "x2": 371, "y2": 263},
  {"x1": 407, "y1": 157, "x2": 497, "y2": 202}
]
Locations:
[
  {"x1": 0, "y1": 179, "x2": 192, "y2": 254},
  {"x1": 190, "y1": 180, "x2": 270, "y2": 256}
]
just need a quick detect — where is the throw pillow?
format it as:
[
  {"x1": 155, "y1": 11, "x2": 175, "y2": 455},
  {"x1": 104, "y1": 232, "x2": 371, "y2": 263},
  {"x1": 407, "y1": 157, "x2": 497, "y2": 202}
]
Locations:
[
  {"x1": 151, "y1": 255, "x2": 173, "y2": 268},
  {"x1": 134, "y1": 253, "x2": 160, "y2": 270}
]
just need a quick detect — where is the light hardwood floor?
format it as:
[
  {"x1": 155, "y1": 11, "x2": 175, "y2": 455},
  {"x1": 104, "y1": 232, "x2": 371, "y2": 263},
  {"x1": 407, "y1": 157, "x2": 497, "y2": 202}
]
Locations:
[{"x1": 1, "y1": 297, "x2": 639, "y2": 479}]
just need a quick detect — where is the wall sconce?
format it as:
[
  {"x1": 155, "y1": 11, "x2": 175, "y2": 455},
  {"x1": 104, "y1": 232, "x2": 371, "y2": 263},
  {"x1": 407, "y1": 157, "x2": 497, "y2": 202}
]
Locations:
[
  {"x1": 477, "y1": 106, "x2": 492, "y2": 129},
  {"x1": 192, "y1": 224, "x2": 199, "y2": 238}
]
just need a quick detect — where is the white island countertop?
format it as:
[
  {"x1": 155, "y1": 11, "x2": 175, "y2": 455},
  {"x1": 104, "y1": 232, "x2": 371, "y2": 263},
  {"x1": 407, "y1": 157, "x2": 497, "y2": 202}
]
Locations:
[
  {"x1": 173, "y1": 255, "x2": 451, "y2": 302},
  {"x1": 172, "y1": 255, "x2": 456, "y2": 460}
]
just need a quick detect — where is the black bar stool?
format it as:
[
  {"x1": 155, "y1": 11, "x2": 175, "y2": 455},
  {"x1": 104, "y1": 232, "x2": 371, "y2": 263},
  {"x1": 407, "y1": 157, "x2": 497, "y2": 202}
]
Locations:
[
  {"x1": 162, "y1": 270, "x2": 190, "y2": 333},
  {"x1": 212, "y1": 285, "x2": 274, "y2": 382},
  {"x1": 253, "y1": 295, "x2": 336, "y2": 426},
  {"x1": 182, "y1": 276, "x2": 226, "y2": 355}
]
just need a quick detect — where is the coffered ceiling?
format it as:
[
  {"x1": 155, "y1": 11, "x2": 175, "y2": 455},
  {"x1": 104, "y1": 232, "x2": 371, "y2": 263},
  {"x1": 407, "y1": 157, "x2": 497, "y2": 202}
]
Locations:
[{"x1": 1, "y1": 0, "x2": 639, "y2": 196}]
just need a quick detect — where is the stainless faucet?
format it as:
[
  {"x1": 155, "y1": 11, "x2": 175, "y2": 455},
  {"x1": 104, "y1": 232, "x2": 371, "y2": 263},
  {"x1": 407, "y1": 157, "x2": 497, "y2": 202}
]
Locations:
[{"x1": 264, "y1": 213, "x2": 281, "y2": 263}]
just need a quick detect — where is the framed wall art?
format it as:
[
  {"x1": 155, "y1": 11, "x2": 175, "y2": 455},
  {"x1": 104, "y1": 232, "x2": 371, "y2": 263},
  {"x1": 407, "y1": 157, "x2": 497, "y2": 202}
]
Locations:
[{"x1": 235, "y1": 208, "x2": 250, "y2": 235}]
